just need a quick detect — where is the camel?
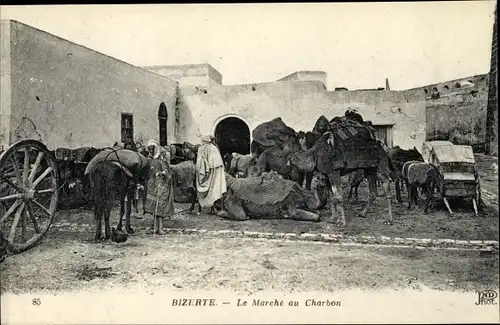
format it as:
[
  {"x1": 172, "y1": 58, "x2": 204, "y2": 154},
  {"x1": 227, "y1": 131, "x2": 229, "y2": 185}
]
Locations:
[
  {"x1": 251, "y1": 117, "x2": 395, "y2": 232},
  {"x1": 251, "y1": 117, "x2": 303, "y2": 181},
  {"x1": 294, "y1": 115, "x2": 331, "y2": 190},
  {"x1": 257, "y1": 142, "x2": 302, "y2": 181},
  {"x1": 288, "y1": 116, "x2": 395, "y2": 228},
  {"x1": 228, "y1": 153, "x2": 258, "y2": 178},
  {"x1": 250, "y1": 140, "x2": 270, "y2": 158},
  {"x1": 219, "y1": 172, "x2": 329, "y2": 221}
]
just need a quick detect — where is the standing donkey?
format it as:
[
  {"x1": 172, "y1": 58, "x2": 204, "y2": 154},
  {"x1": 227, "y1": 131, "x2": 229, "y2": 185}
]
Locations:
[
  {"x1": 89, "y1": 160, "x2": 131, "y2": 241},
  {"x1": 85, "y1": 147, "x2": 151, "y2": 238},
  {"x1": 401, "y1": 161, "x2": 441, "y2": 214}
]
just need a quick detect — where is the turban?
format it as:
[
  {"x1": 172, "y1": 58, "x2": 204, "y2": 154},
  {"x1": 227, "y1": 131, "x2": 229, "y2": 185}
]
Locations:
[
  {"x1": 146, "y1": 139, "x2": 161, "y2": 159},
  {"x1": 200, "y1": 135, "x2": 212, "y2": 144}
]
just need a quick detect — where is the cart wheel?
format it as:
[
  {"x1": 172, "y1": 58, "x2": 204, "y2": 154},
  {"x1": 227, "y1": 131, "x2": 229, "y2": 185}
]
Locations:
[{"x1": 0, "y1": 140, "x2": 59, "y2": 254}]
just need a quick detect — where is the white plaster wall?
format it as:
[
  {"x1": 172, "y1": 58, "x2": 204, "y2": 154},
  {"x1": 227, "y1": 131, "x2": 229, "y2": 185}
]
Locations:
[{"x1": 178, "y1": 80, "x2": 426, "y2": 150}]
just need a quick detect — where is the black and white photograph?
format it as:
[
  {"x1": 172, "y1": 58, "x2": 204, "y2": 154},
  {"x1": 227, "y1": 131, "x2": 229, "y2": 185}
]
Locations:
[{"x1": 0, "y1": 2, "x2": 498, "y2": 324}]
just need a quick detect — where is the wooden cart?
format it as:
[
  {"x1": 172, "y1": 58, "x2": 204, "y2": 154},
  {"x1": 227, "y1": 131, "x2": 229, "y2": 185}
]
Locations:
[
  {"x1": 429, "y1": 144, "x2": 482, "y2": 217},
  {"x1": 421, "y1": 140, "x2": 454, "y2": 163},
  {"x1": 0, "y1": 139, "x2": 59, "y2": 255}
]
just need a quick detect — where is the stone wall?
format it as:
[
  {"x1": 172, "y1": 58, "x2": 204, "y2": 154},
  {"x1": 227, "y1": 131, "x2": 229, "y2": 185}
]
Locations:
[
  {"x1": 177, "y1": 80, "x2": 426, "y2": 150},
  {"x1": 1, "y1": 20, "x2": 179, "y2": 150},
  {"x1": 411, "y1": 74, "x2": 490, "y2": 150}
]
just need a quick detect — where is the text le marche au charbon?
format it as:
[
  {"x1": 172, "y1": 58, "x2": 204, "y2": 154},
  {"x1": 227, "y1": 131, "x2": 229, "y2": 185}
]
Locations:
[{"x1": 171, "y1": 298, "x2": 342, "y2": 307}]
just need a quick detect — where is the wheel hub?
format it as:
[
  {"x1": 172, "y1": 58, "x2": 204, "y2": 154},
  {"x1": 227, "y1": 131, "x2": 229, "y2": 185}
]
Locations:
[{"x1": 23, "y1": 188, "x2": 35, "y2": 200}]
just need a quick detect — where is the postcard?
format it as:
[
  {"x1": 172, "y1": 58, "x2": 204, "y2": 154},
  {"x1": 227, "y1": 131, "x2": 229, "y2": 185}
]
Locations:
[{"x1": 0, "y1": 2, "x2": 498, "y2": 324}]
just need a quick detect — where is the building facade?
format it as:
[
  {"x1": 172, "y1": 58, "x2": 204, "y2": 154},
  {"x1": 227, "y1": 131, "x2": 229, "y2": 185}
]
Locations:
[
  {"x1": 1, "y1": 20, "x2": 178, "y2": 151},
  {"x1": 174, "y1": 79, "x2": 425, "y2": 156},
  {"x1": 8, "y1": 19, "x2": 485, "y2": 160}
]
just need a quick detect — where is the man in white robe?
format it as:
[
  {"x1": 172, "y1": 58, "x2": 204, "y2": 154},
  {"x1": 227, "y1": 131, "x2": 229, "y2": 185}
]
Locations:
[{"x1": 196, "y1": 135, "x2": 227, "y2": 212}]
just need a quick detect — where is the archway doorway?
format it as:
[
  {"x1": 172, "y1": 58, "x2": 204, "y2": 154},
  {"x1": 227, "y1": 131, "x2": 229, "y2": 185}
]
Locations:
[
  {"x1": 214, "y1": 117, "x2": 250, "y2": 158},
  {"x1": 158, "y1": 102, "x2": 168, "y2": 146}
]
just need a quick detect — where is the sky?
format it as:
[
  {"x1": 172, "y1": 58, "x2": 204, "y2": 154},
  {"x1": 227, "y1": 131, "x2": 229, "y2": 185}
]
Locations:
[{"x1": 1, "y1": 2, "x2": 496, "y2": 90}]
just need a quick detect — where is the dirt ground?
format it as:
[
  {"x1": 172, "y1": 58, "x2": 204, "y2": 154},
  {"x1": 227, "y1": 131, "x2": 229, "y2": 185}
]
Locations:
[
  {"x1": 46, "y1": 153, "x2": 499, "y2": 242},
  {"x1": 51, "y1": 200, "x2": 499, "y2": 242},
  {"x1": 1, "y1": 230, "x2": 498, "y2": 295},
  {"x1": 52, "y1": 187, "x2": 498, "y2": 245},
  {"x1": 48, "y1": 154, "x2": 499, "y2": 242},
  {"x1": 1, "y1": 155, "x2": 498, "y2": 324}
]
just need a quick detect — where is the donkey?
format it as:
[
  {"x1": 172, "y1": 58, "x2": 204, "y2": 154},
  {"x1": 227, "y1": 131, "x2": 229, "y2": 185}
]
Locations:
[
  {"x1": 401, "y1": 161, "x2": 441, "y2": 214},
  {"x1": 89, "y1": 161, "x2": 131, "y2": 242},
  {"x1": 110, "y1": 141, "x2": 147, "y2": 216},
  {"x1": 170, "y1": 160, "x2": 202, "y2": 215},
  {"x1": 346, "y1": 169, "x2": 386, "y2": 203},
  {"x1": 346, "y1": 146, "x2": 424, "y2": 204},
  {"x1": 85, "y1": 146, "x2": 150, "y2": 234}
]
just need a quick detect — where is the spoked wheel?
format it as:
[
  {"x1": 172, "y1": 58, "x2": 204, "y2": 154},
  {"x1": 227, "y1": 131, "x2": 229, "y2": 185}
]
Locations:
[{"x1": 0, "y1": 139, "x2": 59, "y2": 254}]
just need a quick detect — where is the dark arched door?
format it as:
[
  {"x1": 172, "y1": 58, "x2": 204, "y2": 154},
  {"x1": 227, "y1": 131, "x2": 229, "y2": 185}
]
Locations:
[
  {"x1": 158, "y1": 102, "x2": 168, "y2": 146},
  {"x1": 214, "y1": 117, "x2": 250, "y2": 158}
]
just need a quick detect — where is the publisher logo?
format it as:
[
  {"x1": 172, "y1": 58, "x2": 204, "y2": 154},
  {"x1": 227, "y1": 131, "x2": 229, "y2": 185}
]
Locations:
[{"x1": 475, "y1": 290, "x2": 498, "y2": 306}]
